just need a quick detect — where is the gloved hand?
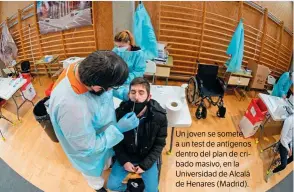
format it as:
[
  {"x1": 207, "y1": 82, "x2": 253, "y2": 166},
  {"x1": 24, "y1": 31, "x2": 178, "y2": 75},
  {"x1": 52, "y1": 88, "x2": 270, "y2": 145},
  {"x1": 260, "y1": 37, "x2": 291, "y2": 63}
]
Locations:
[{"x1": 116, "y1": 112, "x2": 139, "y2": 133}]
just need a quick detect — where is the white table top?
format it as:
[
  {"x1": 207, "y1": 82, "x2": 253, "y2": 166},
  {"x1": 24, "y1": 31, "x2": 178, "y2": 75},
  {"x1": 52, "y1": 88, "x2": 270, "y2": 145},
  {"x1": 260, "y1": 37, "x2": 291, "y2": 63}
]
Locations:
[
  {"x1": 113, "y1": 85, "x2": 192, "y2": 128},
  {"x1": 258, "y1": 93, "x2": 293, "y2": 121},
  {"x1": 0, "y1": 78, "x2": 27, "y2": 100}
]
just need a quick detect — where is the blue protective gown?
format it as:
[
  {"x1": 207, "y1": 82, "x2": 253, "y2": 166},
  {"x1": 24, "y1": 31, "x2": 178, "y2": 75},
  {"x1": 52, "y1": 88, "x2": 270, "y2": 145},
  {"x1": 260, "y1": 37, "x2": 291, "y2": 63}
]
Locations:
[
  {"x1": 48, "y1": 66, "x2": 128, "y2": 177},
  {"x1": 112, "y1": 48, "x2": 146, "y2": 84},
  {"x1": 133, "y1": 2, "x2": 158, "y2": 60},
  {"x1": 226, "y1": 20, "x2": 244, "y2": 73},
  {"x1": 272, "y1": 72, "x2": 293, "y2": 97}
]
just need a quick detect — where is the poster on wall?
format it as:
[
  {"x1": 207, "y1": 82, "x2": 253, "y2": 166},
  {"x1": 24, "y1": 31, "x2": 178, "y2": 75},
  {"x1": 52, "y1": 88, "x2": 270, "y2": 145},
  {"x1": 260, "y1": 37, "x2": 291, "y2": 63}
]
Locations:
[
  {"x1": 0, "y1": 23, "x2": 18, "y2": 67},
  {"x1": 37, "y1": 1, "x2": 92, "y2": 34}
]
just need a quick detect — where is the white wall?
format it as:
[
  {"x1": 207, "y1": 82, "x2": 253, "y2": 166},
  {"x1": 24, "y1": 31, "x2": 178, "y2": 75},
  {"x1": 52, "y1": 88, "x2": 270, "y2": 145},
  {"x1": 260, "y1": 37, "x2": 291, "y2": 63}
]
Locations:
[{"x1": 112, "y1": 1, "x2": 135, "y2": 37}]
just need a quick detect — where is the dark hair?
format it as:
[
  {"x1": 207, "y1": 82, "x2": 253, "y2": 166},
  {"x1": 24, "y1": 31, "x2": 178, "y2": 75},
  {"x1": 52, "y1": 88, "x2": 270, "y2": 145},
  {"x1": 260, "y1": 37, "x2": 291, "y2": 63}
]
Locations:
[
  {"x1": 129, "y1": 77, "x2": 150, "y2": 95},
  {"x1": 78, "y1": 51, "x2": 129, "y2": 89}
]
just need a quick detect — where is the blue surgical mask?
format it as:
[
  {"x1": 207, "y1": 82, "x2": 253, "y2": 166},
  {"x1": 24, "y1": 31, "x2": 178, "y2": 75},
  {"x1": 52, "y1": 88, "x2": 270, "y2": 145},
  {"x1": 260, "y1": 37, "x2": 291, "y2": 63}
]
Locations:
[{"x1": 117, "y1": 46, "x2": 129, "y2": 52}]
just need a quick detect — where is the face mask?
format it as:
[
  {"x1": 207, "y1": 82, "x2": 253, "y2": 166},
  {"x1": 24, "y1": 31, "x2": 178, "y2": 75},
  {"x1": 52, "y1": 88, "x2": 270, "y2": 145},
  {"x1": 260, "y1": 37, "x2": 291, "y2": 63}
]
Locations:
[
  {"x1": 125, "y1": 99, "x2": 149, "y2": 115},
  {"x1": 117, "y1": 46, "x2": 128, "y2": 52},
  {"x1": 89, "y1": 89, "x2": 105, "y2": 96}
]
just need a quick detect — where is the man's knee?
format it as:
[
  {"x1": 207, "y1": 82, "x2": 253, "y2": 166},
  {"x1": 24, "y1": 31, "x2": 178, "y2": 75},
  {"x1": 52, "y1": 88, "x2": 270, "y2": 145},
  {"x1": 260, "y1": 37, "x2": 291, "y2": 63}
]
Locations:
[
  {"x1": 142, "y1": 167, "x2": 159, "y2": 192},
  {"x1": 107, "y1": 179, "x2": 119, "y2": 191}
]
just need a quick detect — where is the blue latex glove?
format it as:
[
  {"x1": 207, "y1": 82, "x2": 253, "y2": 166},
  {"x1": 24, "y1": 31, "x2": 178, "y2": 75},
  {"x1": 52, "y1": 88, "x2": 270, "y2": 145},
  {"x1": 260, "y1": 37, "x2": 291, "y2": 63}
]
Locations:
[{"x1": 116, "y1": 112, "x2": 139, "y2": 133}]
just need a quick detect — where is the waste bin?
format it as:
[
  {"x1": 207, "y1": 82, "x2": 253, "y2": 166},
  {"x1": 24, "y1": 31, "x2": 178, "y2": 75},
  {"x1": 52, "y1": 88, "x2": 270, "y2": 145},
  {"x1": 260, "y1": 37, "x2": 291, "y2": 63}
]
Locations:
[
  {"x1": 244, "y1": 98, "x2": 268, "y2": 124},
  {"x1": 239, "y1": 98, "x2": 268, "y2": 138},
  {"x1": 33, "y1": 97, "x2": 59, "y2": 143}
]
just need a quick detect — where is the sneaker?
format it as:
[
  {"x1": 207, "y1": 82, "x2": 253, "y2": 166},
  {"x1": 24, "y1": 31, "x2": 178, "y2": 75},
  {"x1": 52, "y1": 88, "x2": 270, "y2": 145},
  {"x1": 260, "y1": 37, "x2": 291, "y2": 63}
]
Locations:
[{"x1": 96, "y1": 187, "x2": 107, "y2": 192}]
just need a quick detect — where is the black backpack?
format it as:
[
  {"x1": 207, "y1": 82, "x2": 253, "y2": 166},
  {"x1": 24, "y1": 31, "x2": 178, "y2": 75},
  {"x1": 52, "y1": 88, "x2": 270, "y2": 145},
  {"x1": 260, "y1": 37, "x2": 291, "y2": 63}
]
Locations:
[{"x1": 126, "y1": 178, "x2": 145, "y2": 192}]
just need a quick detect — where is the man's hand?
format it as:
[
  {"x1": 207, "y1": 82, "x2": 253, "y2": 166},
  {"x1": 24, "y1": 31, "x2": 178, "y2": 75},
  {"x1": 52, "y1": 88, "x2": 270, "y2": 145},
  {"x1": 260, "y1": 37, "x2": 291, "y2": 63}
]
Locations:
[
  {"x1": 124, "y1": 162, "x2": 135, "y2": 172},
  {"x1": 135, "y1": 166, "x2": 145, "y2": 174},
  {"x1": 288, "y1": 149, "x2": 292, "y2": 157},
  {"x1": 283, "y1": 95, "x2": 287, "y2": 99}
]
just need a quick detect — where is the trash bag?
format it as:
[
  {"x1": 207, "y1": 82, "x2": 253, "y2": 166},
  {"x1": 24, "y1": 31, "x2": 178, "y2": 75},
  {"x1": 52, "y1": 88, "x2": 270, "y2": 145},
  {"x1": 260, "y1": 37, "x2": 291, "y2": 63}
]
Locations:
[
  {"x1": 133, "y1": 2, "x2": 158, "y2": 60},
  {"x1": 33, "y1": 97, "x2": 59, "y2": 142}
]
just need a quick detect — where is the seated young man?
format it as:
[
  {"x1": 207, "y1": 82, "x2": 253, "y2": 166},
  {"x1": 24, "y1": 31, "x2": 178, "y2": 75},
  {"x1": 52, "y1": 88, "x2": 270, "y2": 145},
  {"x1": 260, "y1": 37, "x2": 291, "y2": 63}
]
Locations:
[
  {"x1": 266, "y1": 114, "x2": 293, "y2": 182},
  {"x1": 107, "y1": 77, "x2": 167, "y2": 192}
]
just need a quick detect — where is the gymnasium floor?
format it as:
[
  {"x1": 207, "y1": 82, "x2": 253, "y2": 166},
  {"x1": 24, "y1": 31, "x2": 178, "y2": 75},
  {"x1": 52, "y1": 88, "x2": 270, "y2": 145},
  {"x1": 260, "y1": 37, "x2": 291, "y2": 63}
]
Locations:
[{"x1": 0, "y1": 76, "x2": 292, "y2": 192}]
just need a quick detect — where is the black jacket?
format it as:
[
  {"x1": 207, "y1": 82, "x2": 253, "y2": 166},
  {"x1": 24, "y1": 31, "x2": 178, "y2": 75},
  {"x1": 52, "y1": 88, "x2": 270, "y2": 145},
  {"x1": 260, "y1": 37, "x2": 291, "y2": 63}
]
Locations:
[{"x1": 114, "y1": 99, "x2": 167, "y2": 171}]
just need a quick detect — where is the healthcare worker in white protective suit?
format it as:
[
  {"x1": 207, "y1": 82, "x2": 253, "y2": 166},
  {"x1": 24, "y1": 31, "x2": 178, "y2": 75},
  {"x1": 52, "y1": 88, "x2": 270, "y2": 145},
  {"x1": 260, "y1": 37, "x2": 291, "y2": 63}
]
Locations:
[{"x1": 48, "y1": 51, "x2": 139, "y2": 192}]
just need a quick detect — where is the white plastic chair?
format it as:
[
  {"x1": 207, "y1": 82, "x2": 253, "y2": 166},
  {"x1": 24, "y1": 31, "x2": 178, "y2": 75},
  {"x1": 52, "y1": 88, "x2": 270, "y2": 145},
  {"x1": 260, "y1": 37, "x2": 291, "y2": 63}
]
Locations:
[
  {"x1": 266, "y1": 75, "x2": 276, "y2": 95},
  {"x1": 144, "y1": 60, "x2": 157, "y2": 84}
]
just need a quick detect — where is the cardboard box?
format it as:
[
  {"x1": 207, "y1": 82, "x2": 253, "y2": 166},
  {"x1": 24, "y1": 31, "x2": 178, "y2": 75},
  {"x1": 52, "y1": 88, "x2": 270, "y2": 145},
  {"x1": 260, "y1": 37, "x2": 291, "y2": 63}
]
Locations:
[{"x1": 247, "y1": 59, "x2": 271, "y2": 90}]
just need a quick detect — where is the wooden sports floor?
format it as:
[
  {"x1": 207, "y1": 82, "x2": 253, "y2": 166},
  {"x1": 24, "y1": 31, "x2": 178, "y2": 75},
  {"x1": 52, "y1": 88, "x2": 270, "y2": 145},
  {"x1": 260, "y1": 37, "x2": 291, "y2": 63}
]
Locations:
[{"x1": 0, "y1": 76, "x2": 292, "y2": 192}]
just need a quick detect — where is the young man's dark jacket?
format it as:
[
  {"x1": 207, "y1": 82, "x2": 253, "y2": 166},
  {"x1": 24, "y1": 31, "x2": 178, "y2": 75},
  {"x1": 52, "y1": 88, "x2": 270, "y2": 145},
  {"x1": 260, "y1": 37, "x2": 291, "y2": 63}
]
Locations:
[{"x1": 114, "y1": 99, "x2": 167, "y2": 171}]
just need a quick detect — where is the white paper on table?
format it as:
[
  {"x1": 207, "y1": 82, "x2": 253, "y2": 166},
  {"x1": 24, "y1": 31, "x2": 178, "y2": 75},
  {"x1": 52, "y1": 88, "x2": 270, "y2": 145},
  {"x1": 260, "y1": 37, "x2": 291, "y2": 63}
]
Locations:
[{"x1": 268, "y1": 97, "x2": 278, "y2": 111}]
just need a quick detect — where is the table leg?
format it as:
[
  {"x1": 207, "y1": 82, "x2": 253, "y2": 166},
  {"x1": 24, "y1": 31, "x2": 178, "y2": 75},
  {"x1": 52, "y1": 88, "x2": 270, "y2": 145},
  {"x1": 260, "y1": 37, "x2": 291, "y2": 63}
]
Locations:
[
  {"x1": 34, "y1": 64, "x2": 42, "y2": 86},
  {"x1": 0, "y1": 129, "x2": 5, "y2": 141},
  {"x1": 243, "y1": 86, "x2": 247, "y2": 100},
  {"x1": 44, "y1": 64, "x2": 49, "y2": 77},
  {"x1": 11, "y1": 89, "x2": 34, "y2": 121},
  {"x1": 165, "y1": 78, "x2": 168, "y2": 85},
  {"x1": 233, "y1": 87, "x2": 241, "y2": 101},
  {"x1": 11, "y1": 95, "x2": 20, "y2": 121},
  {"x1": 260, "y1": 141, "x2": 279, "y2": 153},
  {"x1": 0, "y1": 113, "x2": 13, "y2": 124},
  {"x1": 48, "y1": 64, "x2": 53, "y2": 80},
  {"x1": 0, "y1": 102, "x2": 14, "y2": 124},
  {"x1": 167, "y1": 127, "x2": 175, "y2": 155},
  {"x1": 256, "y1": 114, "x2": 270, "y2": 144},
  {"x1": 0, "y1": 106, "x2": 9, "y2": 141},
  {"x1": 19, "y1": 89, "x2": 34, "y2": 107}
]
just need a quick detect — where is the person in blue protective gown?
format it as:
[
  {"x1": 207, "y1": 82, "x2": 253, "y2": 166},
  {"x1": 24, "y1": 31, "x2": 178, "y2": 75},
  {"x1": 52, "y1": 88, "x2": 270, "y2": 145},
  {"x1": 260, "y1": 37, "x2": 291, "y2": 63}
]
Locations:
[
  {"x1": 48, "y1": 51, "x2": 139, "y2": 192},
  {"x1": 112, "y1": 30, "x2": 146, "y2": 85},
  {"x1": 272, "y1": 71, "x2": 294, "y2": 98}
]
